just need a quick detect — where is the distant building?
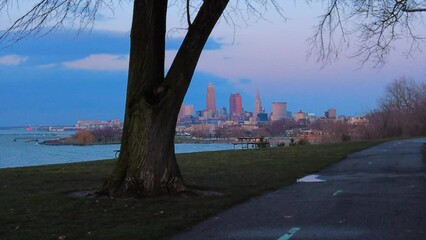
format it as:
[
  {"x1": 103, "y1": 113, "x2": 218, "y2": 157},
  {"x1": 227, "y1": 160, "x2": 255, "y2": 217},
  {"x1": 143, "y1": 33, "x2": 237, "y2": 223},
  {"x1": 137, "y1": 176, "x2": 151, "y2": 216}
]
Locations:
[
  {"x1": 257, "y1": 113, "x2": 269, "y2": 122},
  {"x1": 271, "y1": 102, "x2": 287, "y2": 121},
  {"x1": 229, "y1": 93, "x2": 243, "y2": 119},
  {"x1": 111, "y1": 120, "x2": 122, "y2": 129},
  {"x1": 184, "y1": 104, "x2": 194, "y2": 116},
  {"x1": 254, "y1": 90, "x2": 262, "y2": 115},
  {"x1": 325, "y1": 108, "x2": 337, "y2": 118},
  {"x1": 295, "y1": 110, "x2": 308, "y2": 122},
  {"x1": 348, "y1": 116, "x2": 369, "y2": 125},
  {"x1": 294, "y1": 110, "x2": 309, "y2": 126},
  {"x1": 76, "y1": 120, "x2": 122, "y2": 130},
  {"x1": 203, "y1": 110, "x2": 214, "y2": 119},
  {"x1": 178, "y1": 104, "x2": 194, "y2": 120},
  {"x1": 206, "y1": 83, "x2": 216, "y2": 112},
  {"x1": 216, "y1": 107, "x2": 228, "y2": 119}
]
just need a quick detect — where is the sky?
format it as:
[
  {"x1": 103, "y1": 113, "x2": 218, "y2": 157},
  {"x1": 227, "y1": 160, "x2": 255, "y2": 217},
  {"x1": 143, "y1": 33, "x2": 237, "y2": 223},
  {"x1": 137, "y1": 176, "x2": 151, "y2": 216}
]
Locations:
[{"x1": 0, "y1": 1, "x2": 425, "y2": 126}]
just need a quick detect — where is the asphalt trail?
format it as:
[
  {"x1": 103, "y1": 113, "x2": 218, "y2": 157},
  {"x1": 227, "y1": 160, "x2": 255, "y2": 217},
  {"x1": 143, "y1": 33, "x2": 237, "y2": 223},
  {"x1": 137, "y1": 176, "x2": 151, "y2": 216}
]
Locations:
[{"x1": 171, "y1": 139, "x2": 426, "y2": 240}]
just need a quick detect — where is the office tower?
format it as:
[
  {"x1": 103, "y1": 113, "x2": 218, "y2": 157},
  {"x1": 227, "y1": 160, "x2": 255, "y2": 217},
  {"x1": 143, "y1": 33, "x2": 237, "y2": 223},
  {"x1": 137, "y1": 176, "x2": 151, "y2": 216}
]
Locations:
[
  {"x1": 271, "y1": 102, "x2": 287, "y2": 121},
  {"x1": 184, "y1": 105, "x2": 194, "y2": 116},
  {"x1": 295, "y1": 110, "x2": 307, "y2": 122},
  {"x1": 229, "y1": 93, "x2": 243, "y2": 117},
  {"x1": 254, "y1": 90, "x2": 262, "y2": 115},
  {"x1": 326, "y1": 108, "x2": 337, "y2": 118},
  {"x1": 216, "y1": 107, "x2": 228, "y2": 119},
  {"x1": 179, "y1": 103, "x2": 194, "y2": 120},
  {"x1": 206, "y1": 83, "x2": 216, "y2": 112}
]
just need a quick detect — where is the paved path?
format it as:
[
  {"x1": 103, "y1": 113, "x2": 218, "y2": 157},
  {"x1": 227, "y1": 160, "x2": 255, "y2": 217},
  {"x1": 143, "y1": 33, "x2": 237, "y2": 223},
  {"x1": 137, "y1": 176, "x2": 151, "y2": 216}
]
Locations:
[{"x1": 171, "y1": 139, "x2": 426, "y2": 240}]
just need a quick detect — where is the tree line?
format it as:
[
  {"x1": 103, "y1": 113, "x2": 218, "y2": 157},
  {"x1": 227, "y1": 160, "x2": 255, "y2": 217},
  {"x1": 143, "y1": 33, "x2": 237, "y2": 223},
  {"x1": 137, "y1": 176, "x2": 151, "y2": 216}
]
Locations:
[{"x1": 366, "y1": 77, "x2": 426, "y2": 139}]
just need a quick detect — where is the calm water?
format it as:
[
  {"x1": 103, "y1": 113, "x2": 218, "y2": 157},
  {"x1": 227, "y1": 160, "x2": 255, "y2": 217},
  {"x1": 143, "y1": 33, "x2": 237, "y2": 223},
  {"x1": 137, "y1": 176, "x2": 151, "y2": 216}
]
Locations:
[{"x1": 0, "y1": 129, "x2": 234, "y2": 169}]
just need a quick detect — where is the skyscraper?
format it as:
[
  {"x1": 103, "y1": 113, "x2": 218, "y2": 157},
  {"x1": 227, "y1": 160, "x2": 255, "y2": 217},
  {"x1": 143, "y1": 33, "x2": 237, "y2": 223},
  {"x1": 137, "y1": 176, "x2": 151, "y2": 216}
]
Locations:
[
  {"x1": 254, "y1": 90, "x2": 262, "y2": 115},
  {"x1": 184, "y1": 105, "x2": 194, "y2": 116},
  {"x1": 229, "y1": 93, "x2": 243, "y2": 118},
  {"x1": 325, "y1": 108, "x2": 337, "y2": 118},
  {"x1": 178, "y1": 103, "x2": 194, "y2": 120},
  {"x1": 206, "y1": 83, "x2": 216, "y2": 112},
  {"x1": 271, "y1": 102, "x2": 287, "y2": 121}
]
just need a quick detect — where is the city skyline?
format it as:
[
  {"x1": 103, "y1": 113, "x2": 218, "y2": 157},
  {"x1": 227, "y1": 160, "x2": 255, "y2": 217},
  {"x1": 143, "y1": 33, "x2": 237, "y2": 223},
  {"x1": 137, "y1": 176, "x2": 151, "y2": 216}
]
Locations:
[
  {"x1": 0, "y1": 2, "x2": 425, "y2": 126},
  {"x1": 180, "y1": 83, "x2": 338, "y2": 123}
]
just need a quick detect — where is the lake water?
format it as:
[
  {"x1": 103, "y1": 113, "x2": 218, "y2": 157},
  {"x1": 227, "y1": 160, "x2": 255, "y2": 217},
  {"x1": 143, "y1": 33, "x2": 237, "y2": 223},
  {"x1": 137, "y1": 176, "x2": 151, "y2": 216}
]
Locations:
[{"x1": 0, "y1": 129, "x2": 234, "y2": 169}]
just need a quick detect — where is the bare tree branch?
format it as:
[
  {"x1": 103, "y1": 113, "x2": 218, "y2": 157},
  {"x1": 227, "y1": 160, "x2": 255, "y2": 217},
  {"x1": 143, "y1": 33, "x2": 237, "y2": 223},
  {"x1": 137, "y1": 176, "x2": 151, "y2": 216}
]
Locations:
[
  {"x1": 310, "y1": 0, "x2": 426, "y2": 68},
  {"x1": 186, "y1": 0, "x2": 192, "y2": 27},
  {"x1": 166, "y1": 0, "x2": 285, "y2": 45},
  {"x1": 0, "y1": 0, "x2": 119, "y2": 45}
]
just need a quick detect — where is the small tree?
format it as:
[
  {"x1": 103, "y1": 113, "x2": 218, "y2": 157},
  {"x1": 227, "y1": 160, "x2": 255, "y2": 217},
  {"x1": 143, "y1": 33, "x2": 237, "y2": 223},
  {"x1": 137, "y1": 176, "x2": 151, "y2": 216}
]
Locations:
[
  {"x1": 92, "y1": 128, "x2": 122, "y2": 143},
  {"x1": 74, "y1": 130, "x2": 95, "y2": 145}
]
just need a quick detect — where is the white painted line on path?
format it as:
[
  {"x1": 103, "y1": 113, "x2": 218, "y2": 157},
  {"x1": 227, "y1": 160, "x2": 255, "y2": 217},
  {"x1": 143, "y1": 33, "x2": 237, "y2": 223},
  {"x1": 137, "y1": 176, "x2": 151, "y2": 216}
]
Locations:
[
  {"x1": 297, "y1": 174, "x2": 325, "y2": 183},
  {"x1": 277, "y1": 227, "x2": 301, "y2": 240},
  {"x1": 332, "y1": 190, "x2": 343, "y2": 196}
]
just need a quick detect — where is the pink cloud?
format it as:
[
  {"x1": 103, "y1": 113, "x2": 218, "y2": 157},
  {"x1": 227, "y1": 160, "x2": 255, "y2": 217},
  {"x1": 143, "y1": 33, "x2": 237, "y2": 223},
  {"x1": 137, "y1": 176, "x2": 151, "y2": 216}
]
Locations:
[
  {"x1": 0, "y1": 55, "x2": 29, "y2": 66},
  {"x1": 63, "y1": 54, "x2": 129, "y2": 71}
]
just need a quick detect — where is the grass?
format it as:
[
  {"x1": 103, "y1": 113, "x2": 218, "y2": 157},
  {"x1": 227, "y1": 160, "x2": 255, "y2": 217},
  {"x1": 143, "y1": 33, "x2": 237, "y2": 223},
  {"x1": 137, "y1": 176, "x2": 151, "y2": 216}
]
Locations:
[{"x1": 0, "y1": 140, "x2": 384, "y2": 240}]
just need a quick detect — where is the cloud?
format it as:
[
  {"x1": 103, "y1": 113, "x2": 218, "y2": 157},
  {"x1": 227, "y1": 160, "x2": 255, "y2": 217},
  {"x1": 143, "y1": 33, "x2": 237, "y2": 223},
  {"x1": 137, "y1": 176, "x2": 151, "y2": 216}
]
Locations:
[
  {"x1": 63, "y1": 54, "x2": 129, "y2": 71},
  {"x1": 37, "y1": 63, "x2": 57, "y2": 69},
  {"x1": 0, "y1": 55, "x2": 29, "y2": 66},
  {"x1": 0, "y1": 29, "x2": 223, "y2": 59}
]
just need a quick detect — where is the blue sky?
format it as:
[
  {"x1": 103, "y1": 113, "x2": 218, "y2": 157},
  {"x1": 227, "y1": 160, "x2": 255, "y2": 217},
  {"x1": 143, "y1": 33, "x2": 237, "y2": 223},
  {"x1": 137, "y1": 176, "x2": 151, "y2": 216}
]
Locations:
[{"x1": 0, "y1": 2, "x2": 425, "y2": 126}]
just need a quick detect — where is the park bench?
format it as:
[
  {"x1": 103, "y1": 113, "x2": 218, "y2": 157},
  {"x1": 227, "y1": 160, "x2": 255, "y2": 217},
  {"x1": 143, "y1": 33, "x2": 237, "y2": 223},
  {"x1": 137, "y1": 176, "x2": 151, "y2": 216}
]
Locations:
[{"x1": 114, "y1": 150, "x2": 120, "y2": 158}]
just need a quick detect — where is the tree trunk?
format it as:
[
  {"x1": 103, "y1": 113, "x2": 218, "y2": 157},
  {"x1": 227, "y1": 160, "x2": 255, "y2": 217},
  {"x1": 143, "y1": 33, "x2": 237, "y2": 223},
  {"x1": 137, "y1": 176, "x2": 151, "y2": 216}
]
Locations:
[{"x1": 102, "y1": 0, "x2": 229, "y2": 197}]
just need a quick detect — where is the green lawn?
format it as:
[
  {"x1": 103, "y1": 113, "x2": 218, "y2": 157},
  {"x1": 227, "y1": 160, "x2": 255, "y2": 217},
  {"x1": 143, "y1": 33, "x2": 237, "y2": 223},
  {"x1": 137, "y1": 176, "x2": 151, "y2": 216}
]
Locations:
[{"x1": 0, "y1": 140, "x2": 384, "y2": 240}]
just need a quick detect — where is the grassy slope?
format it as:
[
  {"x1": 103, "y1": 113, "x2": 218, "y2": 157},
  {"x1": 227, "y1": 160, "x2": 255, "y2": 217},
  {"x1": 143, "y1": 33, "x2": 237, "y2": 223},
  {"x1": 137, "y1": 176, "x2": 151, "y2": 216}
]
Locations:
[{"x1": 0, "y1": 140, "x2": 383, "y2": 240}]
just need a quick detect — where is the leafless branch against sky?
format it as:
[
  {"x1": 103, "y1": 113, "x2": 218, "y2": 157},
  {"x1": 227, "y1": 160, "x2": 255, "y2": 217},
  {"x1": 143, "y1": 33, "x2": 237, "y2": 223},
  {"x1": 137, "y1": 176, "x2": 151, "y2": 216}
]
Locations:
[
  {"x1": 0, "y1": 0, "x2": 121, "y2": 44},
  {"x1": 308, "y1": 0, "x2": 426, "y2": 68}
]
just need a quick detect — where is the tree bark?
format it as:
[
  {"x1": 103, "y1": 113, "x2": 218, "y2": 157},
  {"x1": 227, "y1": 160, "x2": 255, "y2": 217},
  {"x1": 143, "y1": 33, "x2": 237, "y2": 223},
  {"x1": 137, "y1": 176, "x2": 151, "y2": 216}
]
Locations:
[{"x1": 102, "y1": 0, "x2": 229, "y2": 197}]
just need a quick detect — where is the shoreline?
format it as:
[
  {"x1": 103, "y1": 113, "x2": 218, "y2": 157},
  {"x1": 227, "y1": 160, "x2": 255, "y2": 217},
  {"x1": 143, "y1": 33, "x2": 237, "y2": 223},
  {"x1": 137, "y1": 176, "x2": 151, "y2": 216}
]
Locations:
[{"x1": 41, "y1": 136, "x2": 240, "y2": 146}]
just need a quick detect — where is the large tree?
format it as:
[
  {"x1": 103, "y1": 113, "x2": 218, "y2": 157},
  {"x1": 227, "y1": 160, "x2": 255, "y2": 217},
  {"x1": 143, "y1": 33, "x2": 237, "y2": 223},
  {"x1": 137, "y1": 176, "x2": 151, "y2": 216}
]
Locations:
[
  {"x1": 105, "y1": 0, "x2": 231, "y2": 197},
  {"x1": 1, "y1": 0, "x2": 425, "y2": 197}
]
